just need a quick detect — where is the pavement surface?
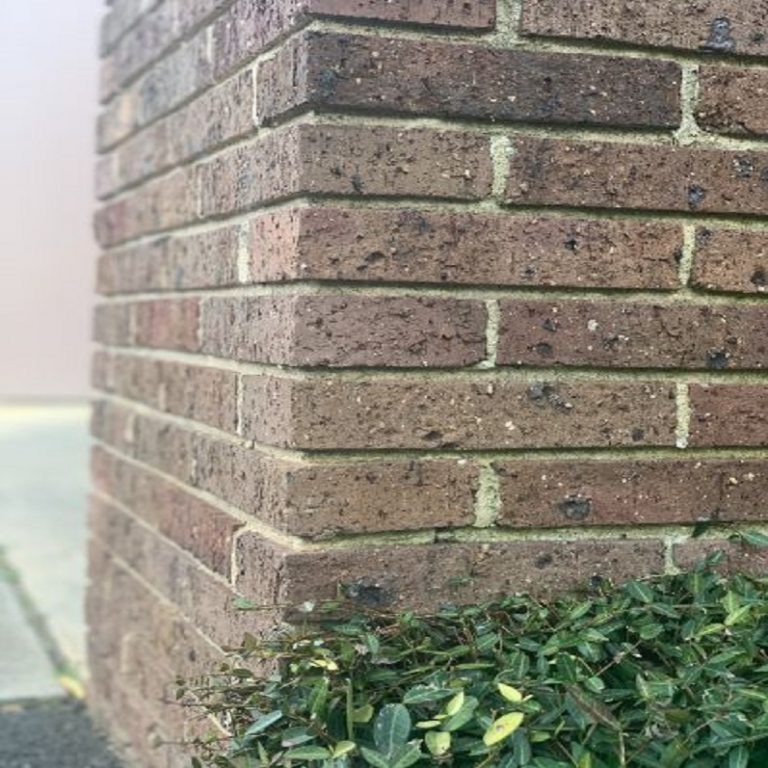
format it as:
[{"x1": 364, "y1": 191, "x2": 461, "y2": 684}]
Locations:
[
  {"x1": 0, "y1": 403, "x2": 91, "y2": 673},
  {"x1": 0, "y1": 403, "x2": 124, "y2": 767},
  {"x1": 0, "y1": 700, "x2": 122, "y2": 768}
]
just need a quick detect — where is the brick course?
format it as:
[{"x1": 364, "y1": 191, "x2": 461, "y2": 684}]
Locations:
[{"x1": 90, "y1": 1, "x2": 768, "y2": 764}]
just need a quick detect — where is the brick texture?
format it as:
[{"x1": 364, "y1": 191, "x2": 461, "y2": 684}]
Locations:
[
  {"x1": 689, "y1": 384, "x2": 768, "y2": 447},
  {"x1": 258, "y1": 32, "x2": 681, "y2": 129},
  {"x1": 250, "y1": 207, "x2": 683, "y2": 289},
  {"x1": 692, "y1": 227, "x2": 768, "y2": 294},
  {"x1": 497, "y1": 299, "x2": 768, "y2": 370},
  {"x1": 506, "y1": 138, "x2": 768, "y2": 216},
  {"x1": 91, "y1": 1, "x2": 768, "y2": 764},
  {"x1": 241, "y1": 376, "x2": 677, "y2": 450},
  {"x1": 497, "y1": 458, "x2": 768, "y2": 527},
  {"x1": 698, "y1": 66, "x2": 768, "y2": 138},
  {"x1": 200, "y1": 295, "x2": 488, "y2": 367},
  {"x1": 520, "y1": 1, "x2": 768, "y2": 57}
]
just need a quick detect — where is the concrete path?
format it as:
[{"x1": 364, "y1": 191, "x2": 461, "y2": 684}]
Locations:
[
  {"x1": 0, "y1": 700, "x2": 122, "y2": 768},
  {"x1": 0, "y1": 403, "x2": 90, "y2": 674},
  {"x1": 0, "y1": 403, "x2": 122, "y2": 766},
  {"x1": 0, "y1": 579, "x2": 61, "y2": 701}
]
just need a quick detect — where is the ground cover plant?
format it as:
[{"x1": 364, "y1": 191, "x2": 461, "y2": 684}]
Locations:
[{"x1": 184, "y1": 545, "x2": 768, "y2": 768}]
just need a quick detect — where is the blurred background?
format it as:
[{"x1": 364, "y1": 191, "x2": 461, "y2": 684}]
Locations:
[{"x1": 0, "y1": 0, "x2": 102, "y2": 685}]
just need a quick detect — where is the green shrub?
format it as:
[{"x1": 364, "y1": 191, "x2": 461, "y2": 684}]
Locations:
[{"x1": 184, "y1": 551, "x2": 768, "y2": 768}]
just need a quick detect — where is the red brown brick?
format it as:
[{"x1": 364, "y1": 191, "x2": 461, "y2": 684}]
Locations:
[
  {"x1": 90, "y1": 496, "x2": 274, "y2": 649},
  {"x1": 201, "y1": 295, "x2": 487, "y2": 367},
  {"x1": 692, "y1": 227, "x2": 768, "y2": 294},
  {"x1": 95, "y1": 167, "x2": 198, "y2": 247},
  {"x1": 133, "y1": 299, "x2": 201, "y2": 352},
  {"x1": 520, "y1": 1, "x2": 768, "y2": 58},
  {"x1": 101, "y1": 0, "x2": 230, "y2": 102},
  {"x1": 497, "y1": 299, "x2": 768, "y2": 370},
  {"x1": 199, "y1": 123, "x2": 493, "y2": 218},
  {"x1": 497, "y1": 458, "x2": 768, "y2": 528},
  {"x1": 98, "y1": 70, "x2": 255, "y2": 198},
  {"x1": 94, "y1": 300, "x2": 201, "y2": 352},
  {"x1": 505, "y1": 138, "x2": 768, "y2": 216},
  {"x1": 690, "y1": 384, "x2": 768, "y2": 447},
  {"x1": 259, "y1": 32, "x2": 681, "y2": 129},
  {"x1": 213, "y1": 0, "x2": 495, "y2": 79},
  {"x1": 698, "y1": 66, "x2": 768, "y2": 138},
  {"x1": 236, "y1": 533, "x2": 666, "y2": 610},
  {"x1": 241, "y1": 375, "x2": 677, "y2": 450},
  {"x1": 250, "y1": 207, "x2": 683, "y2": 289},
  {"x1": 92, "y1": 446, "x2": 242, "y2": 576},
  {"x1": 97, "y1": 226, "x2": 241, "y2": 295},
  {"x1": 192, "y1": 433, "x2": 479, "y2": 537},
  {"x1": 106, "y1": 354, "x2": 238, "y2": 432}
]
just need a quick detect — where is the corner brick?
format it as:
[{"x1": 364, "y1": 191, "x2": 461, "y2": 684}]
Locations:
[
  {"x1": 506, "y1": 138, "x2": 768, "y2": 216},
  {"x1": 257, "y1": 32, "x2": 681, "y2": 129},
  {"x1": 497, "y1": 299, "x2": 768, "y2": 370},
  {"x1": 192, "y1": 433, "x2": 479, "y2": 537},
  {"x1": 250, "y1": 207, "x2": 682, "y2": 289},
  {"x1": 213, "y1": 0, "x2": 495, "y2": 79},
  {"x1": 692, "y1": 227, "x2": 768, "y2": 294},
  {"x1": 520, "y1": 1, "x2": 768, "y2": 58},
  {"x1": 201, "y1": 295, "x2": 487, "y2": 368},
  {"x1": 497, "y1": 458, "x2": 768, "y2": 528},
  {"x1": 241, "y1": 375, "x2": 677, "y2": 450},
  {"x1": 690, "y1": 384, "x2": 768, "y2": 447},
  {"x1": 199, "y1": 123, "x2": 493, "y2": 219},
  {"x1": 235, "y1": 533, "x2": 666, "y2": 610}
]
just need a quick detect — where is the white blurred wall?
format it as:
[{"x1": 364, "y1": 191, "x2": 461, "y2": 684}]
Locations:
[{"x1": 0, "y1": 1, "x2": 103, "y2": 398}]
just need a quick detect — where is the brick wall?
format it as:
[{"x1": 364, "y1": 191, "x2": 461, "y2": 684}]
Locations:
[{"x1": 90, "y1": 1, "x2": 768, "y2": 764}]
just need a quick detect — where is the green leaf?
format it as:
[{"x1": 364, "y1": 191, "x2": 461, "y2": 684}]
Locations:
[
  {"x1": 625, "y1": 581, "x2": 654, "y2": 603},
  {"x1": 739, "y1": 530, "x2": 768, "y2": 548},
  {"x1": 425, "y1": 731, "x2": 451, "y2": 756},
  {"x1": 352, "y1": 704, "x2": 374, "y2": 724},
  {"x1": 283, "y1": 746, "x2": 332, "y2": 760},
  {"x1": 360, "y1": 747, "x2": 391, "y2": 768},
  {"x1": 728, "y1": 745, "x2": 750, "y2": 768},
  {"x1": 440, "y1": 697, "x2": 478, "y2": 732},
  {"x1": 390, "y1": 743, "x2": 423, "y2": 768},
  {"x1": 243, "y1": 710, "x2": 283, "y2": 738},
  {"x1": 443, "y1": 691, "x2": 465, "y2": 716},
  {"x1": 483, "y1": 712, "x2": 525, "y2": 746},
  {"x1": 332, "y1": 741, "x2": 356, "y2": 758},
  {"x1": 374, "y1": 704, "x2": 412, "y2": 756},
  {"x1": 402, "y1": 685, "x2": 453, "y2": 705},
  {"x1": 725, "y1": 605, "x2": 752, "y2": 627},
  {"x1": 498, "y1": 683, "x2": 524, "y2": 703}
]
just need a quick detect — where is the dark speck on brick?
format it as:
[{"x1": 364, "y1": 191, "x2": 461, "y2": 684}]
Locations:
[
  {"x1": 559, "y1": 496, "x2": 592, "y2": 521},
  {"x1": 343, "y1": 580, "x2": 393, "y2": 607},
  {"x1": 702, "y1": 17, "x2": 736, "y2": 53},
  {"x1": 707, "y1": 349, "x2": 730, "y2": 369},
  {"x1": 688, "y1": 185, "x2": 706, "y2": 209}
]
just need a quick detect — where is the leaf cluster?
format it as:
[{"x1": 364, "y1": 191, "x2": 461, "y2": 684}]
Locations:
[{"x1": 185, "y1": 552, "x2": 768, "y2": 768}]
